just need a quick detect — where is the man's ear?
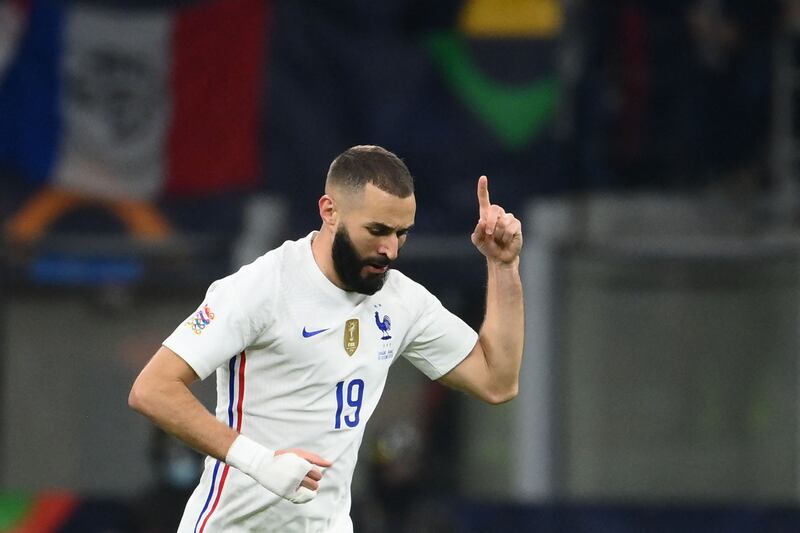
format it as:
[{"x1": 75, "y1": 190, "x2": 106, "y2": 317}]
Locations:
[{"x1": 318, "y1": 194, "x2": 337, "y2": 228}]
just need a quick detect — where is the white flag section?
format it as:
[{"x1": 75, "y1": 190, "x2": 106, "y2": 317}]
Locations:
[
  {"x1": 55, "y1": 6, "x2": 173, "y2": 200},
  {"x1": 0, "y1": 0, "x2": 25, "y2": 83}
]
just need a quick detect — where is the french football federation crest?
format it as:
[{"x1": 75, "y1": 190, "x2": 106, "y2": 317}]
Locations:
[
  {"x1": 344, "y1": 319, "x2": 359, "y2": 356},
  {"x1": 374, "y1": 311, "x2": 391, "y2": 340}
]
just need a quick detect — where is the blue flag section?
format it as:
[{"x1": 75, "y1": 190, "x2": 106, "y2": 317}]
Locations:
[{"x1": 0, "y1": 0, "x2": 63, "y2": 185}]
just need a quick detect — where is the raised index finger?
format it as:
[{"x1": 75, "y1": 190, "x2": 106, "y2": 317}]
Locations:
[{"x1": 477, "y1": 175, "x2": 490, "y2": 220}]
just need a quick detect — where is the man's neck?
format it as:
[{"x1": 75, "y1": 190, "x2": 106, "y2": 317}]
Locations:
[{"x1": 311, "y1": 227, "x2": 346, "y2": 290}]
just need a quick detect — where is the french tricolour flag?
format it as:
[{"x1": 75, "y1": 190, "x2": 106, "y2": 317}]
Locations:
[{"x1": 0, "y1": 0, "x2": 268, "y2": 200}]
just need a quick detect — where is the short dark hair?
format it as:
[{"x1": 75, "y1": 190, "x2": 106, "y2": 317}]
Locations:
[{"x1": 326, "y1": 145, "x2": 414, "y2": 197}]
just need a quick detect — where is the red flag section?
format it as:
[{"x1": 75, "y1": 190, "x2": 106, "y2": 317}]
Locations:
[{"x1": 167, "y1": 0, "x2": 269, "y2": 197}]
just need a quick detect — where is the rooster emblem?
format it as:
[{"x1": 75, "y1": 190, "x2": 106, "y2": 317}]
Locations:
[{"x1": 374, "y1": 311, "x2": 391, "y2": 340}]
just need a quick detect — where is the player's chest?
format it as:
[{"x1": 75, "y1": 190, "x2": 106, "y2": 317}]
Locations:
[{"x1": 263, "y1": 299, "x2": 407, "y2": 377}]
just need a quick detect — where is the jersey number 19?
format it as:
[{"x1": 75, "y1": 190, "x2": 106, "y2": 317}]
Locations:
[{"x1": 334, "y1": 379, "x2": 364, "y2": 429}]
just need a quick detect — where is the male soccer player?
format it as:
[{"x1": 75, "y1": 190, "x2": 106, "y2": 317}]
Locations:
[{"x1": 129, "y1": 145, "x2": 524, "y2": 532}]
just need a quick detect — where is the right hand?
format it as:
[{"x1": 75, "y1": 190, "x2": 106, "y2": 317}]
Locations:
[
  {"x1": 470, "y1": 175, "x2": 522, "y2": 265},
  {"x1": 275, "y1": 448, "x2": 333, "y2": 492},
  {"x1": 227, "y1": 434, "x2": 333, "y2": 504}
]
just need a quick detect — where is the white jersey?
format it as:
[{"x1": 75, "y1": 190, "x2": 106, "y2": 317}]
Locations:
[{"x1": 164, "y1": 232, "x2": 478, "y2": 532}]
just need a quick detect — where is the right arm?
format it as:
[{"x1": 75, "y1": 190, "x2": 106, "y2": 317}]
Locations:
[
  {"x1": 128, "y1": 345, "x2": 238, "y2": 462},
  {"x1": 129, "y1": 346, "x2": 331, "y2": 497}
]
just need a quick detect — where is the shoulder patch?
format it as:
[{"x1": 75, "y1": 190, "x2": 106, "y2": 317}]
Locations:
[{"x1": 187, "y1": 304, "x2": 215, "y2": 335}]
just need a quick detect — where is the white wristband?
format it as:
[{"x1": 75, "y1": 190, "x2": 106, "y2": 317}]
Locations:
[
  {"x1": 226, "y1": 434, "x2": 317, "y2": 504},
  {"x1": 226, "y1": 434, "x2": 272, "y2": 473}
]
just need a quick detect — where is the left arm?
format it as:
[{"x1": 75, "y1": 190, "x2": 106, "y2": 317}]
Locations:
[{"x1": 438, "y1": 175, "x2": 524, "y2": 404}]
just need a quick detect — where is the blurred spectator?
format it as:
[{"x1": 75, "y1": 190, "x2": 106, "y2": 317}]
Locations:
[
  {"x1": 353, "y1": 380, "x2": 466, "y2": 533},
  {"x1": 682, "y1": 0, "x2": 777, "y2": 188},
  {"x1": 0, "y1": 0, "x2": 27, "y2": 83},
  {"x1": 580, "y1": 0, "x2": 778, "y2": 193},
  {"x1": 132, "y1": 429, "x2": 203, "y2": 533}
]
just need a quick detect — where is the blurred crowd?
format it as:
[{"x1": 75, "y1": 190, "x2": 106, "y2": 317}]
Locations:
[{"x1": 0, "y1": 0, "x2": 793, "y2": 259}]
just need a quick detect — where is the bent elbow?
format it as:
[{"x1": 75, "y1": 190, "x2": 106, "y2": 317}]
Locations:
[
  {"x1": 128, "y1": 378, "x2": 152, "y2": 416},
  {"x1": 484, "y1": 383, "x2": 519, "y2": 405},
  {"x1": 128, "y1": 383, "x2": 142, "y2": 413}
]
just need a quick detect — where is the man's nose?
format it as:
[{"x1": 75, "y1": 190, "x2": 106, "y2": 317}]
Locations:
[{"x1": 377, "y1": 235, "x2": 399, "y2": 261}]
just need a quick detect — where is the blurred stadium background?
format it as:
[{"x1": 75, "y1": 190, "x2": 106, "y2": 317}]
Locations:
[{"x1": 2, "y1": 0, "x2": 800, "y2": 531}]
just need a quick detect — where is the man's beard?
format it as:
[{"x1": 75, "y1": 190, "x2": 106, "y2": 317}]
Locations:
[{"x1": 331, "y1": 227, "x2": 392, "y2": 295}]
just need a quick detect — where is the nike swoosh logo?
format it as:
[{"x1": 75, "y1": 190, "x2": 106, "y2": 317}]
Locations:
[{"x1": 302, "y1": 327, "x2": 329, "y2": 338}]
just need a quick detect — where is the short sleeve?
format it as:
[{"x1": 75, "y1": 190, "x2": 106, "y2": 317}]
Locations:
[
  {"x1": 163, "y1": 277, "x2": 253, "y2": 380},
  {"x1": 401, "y1": 289, "x2": 479, "y2": 380}
]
